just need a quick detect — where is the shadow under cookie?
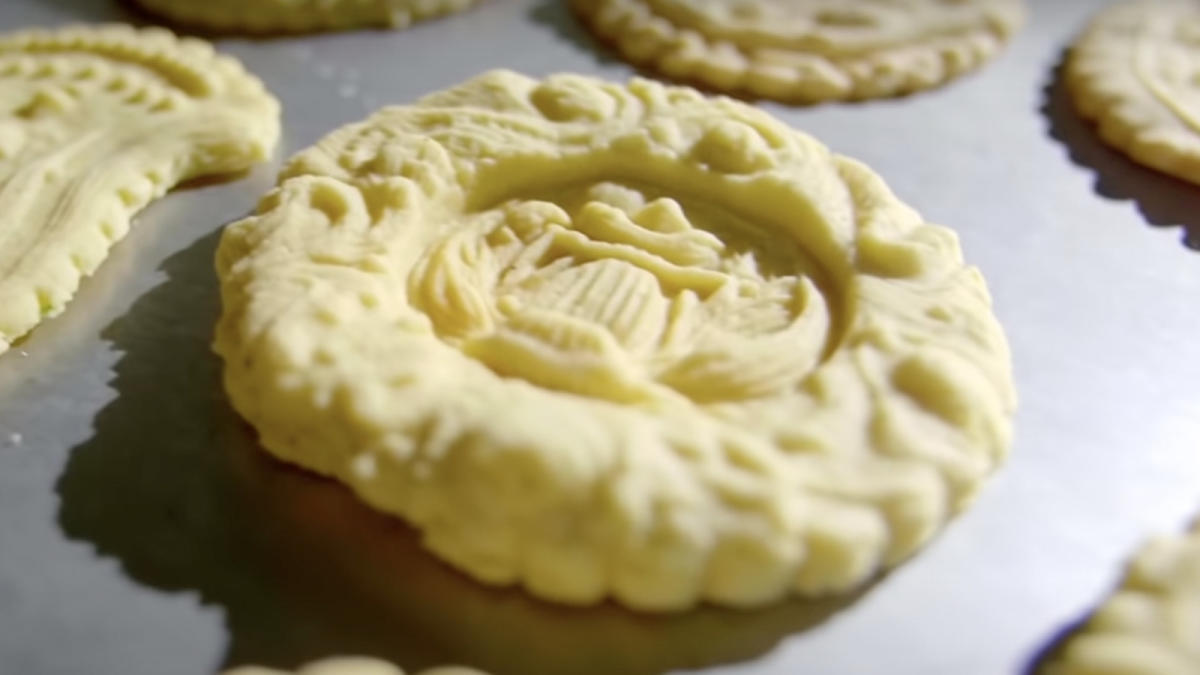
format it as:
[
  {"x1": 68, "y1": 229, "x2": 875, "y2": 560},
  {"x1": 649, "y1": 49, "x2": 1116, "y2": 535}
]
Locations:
[{"x1": 55, "y1": 228, "x2": 869, "y2": 675}]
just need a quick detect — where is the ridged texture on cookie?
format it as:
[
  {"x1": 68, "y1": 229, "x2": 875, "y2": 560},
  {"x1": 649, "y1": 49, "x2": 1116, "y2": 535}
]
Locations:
[
  {"x1": 1067, "y1": 0, "x2": 1200, "y2": 186},
  {"x1": 571, "y1": 0, "x2": 1025, "y2": 103},
  {"x1": 226, "y1": 657, "x2": 487, "y2": 675},
  {"x1": 1042, "y1": 518, "x2": 1200, "y2": 675},
  {"x1": 0, "y1": 24, "x2": 279, "y2": 354},
  {"x1": 215, "y1": 70, "x2": 1015, "y2": 611},
  {"x1": 131, "y1": 0, "x2": 482, "y2": 33}
]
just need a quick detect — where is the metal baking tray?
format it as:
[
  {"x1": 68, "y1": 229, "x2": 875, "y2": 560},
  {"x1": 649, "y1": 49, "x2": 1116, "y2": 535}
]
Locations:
[{"x1": 1, "y1": 1, "x2": 1198, "y2": 673}]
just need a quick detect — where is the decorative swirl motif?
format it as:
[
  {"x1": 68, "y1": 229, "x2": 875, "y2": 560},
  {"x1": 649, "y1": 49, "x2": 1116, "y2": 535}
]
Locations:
[
  {"x1": 0, "y1": 24, "x2": 279, "y2": 354},
  {"x1": 130, "y1": 0, "x2": 482, "y2": 33},
  {"x1": 571, "y1": 0, "x2": 1025, "y2": 102},
  {"x1": 215, "y1": 71, "x2": 1015, "y2": 611},
  {"x1": 1068, "y1": 0, "x2": 1200, "y2": 185},
  {"x1": 410, "y1": 182, "x2": 834, "y2": 405}
]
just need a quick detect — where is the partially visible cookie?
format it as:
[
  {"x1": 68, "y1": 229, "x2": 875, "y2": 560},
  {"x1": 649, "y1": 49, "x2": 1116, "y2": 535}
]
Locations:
[
  {"x1": 0, "y1": 24, "x2": 279, "y2": 355},
  {"x1": 216, "y1": 70, "x2": 1016, "y2": 612},
  {"x1": 571, "y1": 0, "x2": 1025, "y2": 102},
  {"x1": 131, "y1": 0, "x2": 481, "y2": 33},
  {"x1": 1067, "y1": 0, "x2": 1200, "y2": 186},
  {"x1": 226, "y1": 658, "x2": 487, "y2": 675},
  {"x1": 1041, "y1": 517, "x2": 1200, "y2": 675}
]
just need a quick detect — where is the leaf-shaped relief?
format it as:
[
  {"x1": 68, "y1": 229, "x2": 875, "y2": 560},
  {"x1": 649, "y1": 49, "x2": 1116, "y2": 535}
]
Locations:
[
  {"x1": 409, "y1": 228, "x2": 498, "y2": 340},
  {"x1": 573, "y1": 199, "x2": 725, "y2": 267},
  {"x1": 461, "y1": 307, "x2": 660, "y2": 404},
  {"x1": 656, "y1": 277, "x2": 830, "y2": 402},
  {"x1": 0, "y1": 26, "x2": 278, "y2": 353},
  {"x1": 509, "y1": 259, "x2": 669, "y2": 357}
]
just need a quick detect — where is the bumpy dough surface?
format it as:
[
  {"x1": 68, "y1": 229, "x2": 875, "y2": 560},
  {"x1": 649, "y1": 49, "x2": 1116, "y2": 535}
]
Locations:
[
  {"x1": 131, "y1": 0, "x2": 481, "y2": 33},
  {"x1": 571, "y1": 0, "x2": 1025, "y2": 103},
  {"x1": 226, "y1": 657, "x2": 487, "y2": 675},
  {"x1": 1067, "y1": 0, "x2": 1200, "y2": 186},
  {"x1": 215, "y1": 70, "x2": 1015, "y2": 611},
  {"x1": 0, "y1": 24, "x2": 279, "y2": 355},
  {"x1": 1042, "y1": 518, "x2": 1200, "y2": 675}
]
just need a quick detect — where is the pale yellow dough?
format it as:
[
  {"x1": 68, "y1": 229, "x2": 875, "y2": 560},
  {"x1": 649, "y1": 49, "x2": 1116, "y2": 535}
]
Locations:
[
  {"x1": 1067, "y1": 0, "x2": 1200, "y2": 186},
  {"x1": 1042, "y1": 518, "x2": 1200, "y2": 675},
  {"x1": 0, "y1": 24, "x2": 279, "y2": 355},
  {"x1": 226, "y1": 657, "x2": 486, "y2": 675},
  {"x1": 215, "y1": 70, "x2": 1015, "y2": 611},
  {"x1": 131, "y1": 0, "x2": 482, "y2": 33},
  {"x1": 571, "y1": 0, "x2": 1025, "y2": 103}
]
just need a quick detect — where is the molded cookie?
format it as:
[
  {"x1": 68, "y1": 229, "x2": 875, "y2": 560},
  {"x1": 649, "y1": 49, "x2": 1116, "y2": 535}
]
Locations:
[
  {"x1": 1067, "y1": 0, "x2": 1200, "y2": 186},
  {"x1": 215, "y1": 70, "x2": 1016, "y2": 611},
  {"x1": 0, "y1": 24, "x2": 279, "y2": 355},
  {"x1": 131, "y1": 0, "x2": 482, "y2": 33},
  {"x1": 571, "y1": 0, "x2": 1025, "y2": 103},
  {"x1": 227, "y1": 658, "x2": 486, "y2": 675},
  {"x1": 1042, "y1": 518, "x2": 1200, "y2": 675}
]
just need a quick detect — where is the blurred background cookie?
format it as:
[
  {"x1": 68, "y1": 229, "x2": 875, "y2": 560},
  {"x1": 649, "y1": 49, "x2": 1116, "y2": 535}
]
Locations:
[
  {"x1": 1067, "y1": 0, "x2": 1200, "y2": 186},
  {"x1": 571, "y1": 0, "x2": 1025, "y2": 103},
  {"x1": 1040, "y1": 516, "x2": 1200, "y2": 675}
]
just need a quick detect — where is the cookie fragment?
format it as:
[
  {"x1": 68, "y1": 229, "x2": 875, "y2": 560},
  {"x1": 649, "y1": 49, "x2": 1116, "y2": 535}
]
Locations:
[
  {"x1": 0, "y1": 24, "x2": 279, "y2": 355},
  {"x1": 1041, "y1": 518, "x2": 1200, "y2": 675},
  {"x1": 215, "y1": 70, "x2": 1015, "y2": 611},
  {"x1": 571, "y1": 0, "x2": 1025, "y2": 102},
  {"x1": 131, "y1": 0, "x2": 482, "y2": 33},
  {"x1": 1067, "y1": 0, "x2": 1200, "y2": 186}
]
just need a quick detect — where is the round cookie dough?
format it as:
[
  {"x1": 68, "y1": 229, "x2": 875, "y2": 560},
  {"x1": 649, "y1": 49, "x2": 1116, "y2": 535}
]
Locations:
[
  {"x1": 215, "y1": 70, "x2": 1016, "y2": 611},
  {"x1": 226, "y1": 658, "x2": 487, "y2": 675},
  {"x1": 0, "y1": 24, "x2": 279, "y2": 355},
  {"x1": 571, "y1": 0, "x2": 1025, "y2": 103},
  {"x1": 130, "y1": 0, "x2": 481, "y2": 34},
  {"x1": 1067, "y1": 0, "x2": 1200, "y2": 186},
  {"x1": 1041, "y1": 517, "x2": 1200, "y2": 675}
]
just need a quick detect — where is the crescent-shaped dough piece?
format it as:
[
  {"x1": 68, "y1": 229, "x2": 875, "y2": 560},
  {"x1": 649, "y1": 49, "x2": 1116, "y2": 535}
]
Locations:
[
  {"x1": 1067, "y1": 0, "x2": 1200, "y2": 186},
  {"x1": 571, "y1": 0, "x2": 1025, "y2": 103},
  {"x1": 1041, "y1": 517, "x2": 1200, "y2": 675},
  {"x1": 130, "y1": 0, "x2": 482, "y2": 33},
  {"x1": 215, "y1": 70, "x2": 1016, "y2": 611},
  {"x1": 0, "y1": 24, "x2": 279, "y2": 355}
]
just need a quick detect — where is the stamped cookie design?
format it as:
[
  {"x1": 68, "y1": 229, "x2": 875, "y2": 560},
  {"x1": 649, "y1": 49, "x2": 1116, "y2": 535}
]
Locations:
[
  {"x1": 571, "y1": 0, "x2": 1025, "y2": 102},
  {"x1": 227, "y1": 658, "x2": 487, "y2": 675},
  {"x1": 1041, "y1": 517, "x2": 1200, "y2": 675},
  {"x1": 0, "y1": 25, "x2": 279, "y2": 355},
  {"x1": 215, "y1": 71, "x2": 1015, "y2": 611},
  {"x1": 131, "y1": 0, "x2": 482, "y2": 33},
  {"x1": 1068, "y1": 0, "x2": 1200, "y2": 186}
]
